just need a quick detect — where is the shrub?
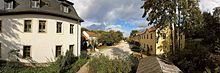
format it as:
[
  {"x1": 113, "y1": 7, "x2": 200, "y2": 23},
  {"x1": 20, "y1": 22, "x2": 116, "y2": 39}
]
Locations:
[
  {"x1": 88, "y1": 55, "x2": 132, "y2": 73},
  {"x1": 67, "y1": 57, "x2": 88, "y2": 73},
  {"x1": 59, "y1": 48, "x2": 78, "y2": 73},
  {"x1": 0, "y1": 50, "x2": 88, "y2": 73},
  {"x1": 161, "y1": 39, "x2": 220, "y2": 73},
  {"x1": 131, "y1": 46, "x2": 142, "y2": 52}
]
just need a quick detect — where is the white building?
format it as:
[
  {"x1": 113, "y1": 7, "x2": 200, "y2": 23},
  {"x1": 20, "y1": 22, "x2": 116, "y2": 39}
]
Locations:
[{"x1": 0, "y1": 0, "x2": 84, "y2": 63}]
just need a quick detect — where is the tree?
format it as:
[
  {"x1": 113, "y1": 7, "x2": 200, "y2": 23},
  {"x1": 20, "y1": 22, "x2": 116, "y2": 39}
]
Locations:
[
  {"x1": 97, "y1": 30, "x2": 124, "y2": 46},
  {"x1": 130, "y1": 30, "x2": 139, "y2": 37},
  {"x1": 202, "y1": 11, "x2": 220, "y2": 50},
  {"x1": 81, "y1": 27, "x2": 89, "y2": 32},
  {"x1": 141, "y1": 0, "x2": 203, "y2": 54}
]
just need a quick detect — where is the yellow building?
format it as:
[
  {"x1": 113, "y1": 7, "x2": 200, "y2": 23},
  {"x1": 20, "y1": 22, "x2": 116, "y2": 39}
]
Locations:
[{"x1": 130, "y1": 25, "x2": 185, "y2": 55}]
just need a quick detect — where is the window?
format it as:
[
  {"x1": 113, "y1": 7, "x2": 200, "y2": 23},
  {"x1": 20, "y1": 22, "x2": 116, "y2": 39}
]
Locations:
[
  {"x1": 57, "y1": 22, "x2": 62, "y2": 33},
  {"x1": 31, "y1": 0, "x2": 40, "y2": 8},
  {"x1": 70, "y1": 24, "x2": 74, "y2": 34},
  {"x1": 69, "y1": 45, "x2": 74, "y2": 51},
  {"x1": 0, "y1": 20, "x2": 2, "y2": 33},
  {"x1": 23, "y1": 46, "x2": 31, "y2": 58},
  {"x1": 150, "y1": 45, "x2": 153, "y2": 51},
  {"x1": 151, "y1": 33, "x2": 153, "y2": 39},
  {"x1": 5, "y1": 1, "x2": 13, "y2": 9},
  {"x1": 24, "y1": 20, "x2": 32, "y2": 32},
  {"x1": 39, "y1": 20, "x2": 46, "y2": 33},
  {"x1": 56, "y1": 46, "x2": 62, "y2": 57},
  {"x1": 63, "y1": 6, "x2": 69, "y2": 13},
  {"x1": 147, "y1": 45, "x2": 149, "y2": 50},
  {"x1": 147, "y1": 34, "x2": 148, "y2": 39},
  {"x1": 0, "y1": 43, "x2": 1, "y2": 58}
]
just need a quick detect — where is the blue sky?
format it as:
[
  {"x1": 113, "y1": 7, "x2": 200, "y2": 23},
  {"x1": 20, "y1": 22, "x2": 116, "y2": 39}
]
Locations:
[{"x1": 69, "y1": 0, "x2": 220, "y2": 37}]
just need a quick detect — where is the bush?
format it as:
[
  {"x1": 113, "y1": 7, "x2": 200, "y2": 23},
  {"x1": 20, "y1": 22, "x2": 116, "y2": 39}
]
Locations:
[
  {"x1": 131, "y1": 46, "x2": 142, "y2": 52},
  {"x1": 0, "y1": 50, "x2": 88, "y2": 73},
  {"x1": 88, "y1": 55, "x2": 132, "y2": 73},
  {"x1": 161, "y1": 39, "x2": 220, "y2": 73},
  {"x1": 68, "y1": 57, "x2": 88, "y2": 73}
]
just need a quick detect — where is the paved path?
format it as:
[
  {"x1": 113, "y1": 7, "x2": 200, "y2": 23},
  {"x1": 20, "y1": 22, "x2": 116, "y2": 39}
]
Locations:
[
  {"x1": 77, "y1": 41, "x2": 133, "y2": 73},
  {"x1": 99, "y1": 41, "x2": 133, "y2": 59}
]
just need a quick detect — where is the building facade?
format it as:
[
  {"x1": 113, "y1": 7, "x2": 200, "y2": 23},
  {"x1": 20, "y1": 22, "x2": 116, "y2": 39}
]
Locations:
[
  {"x1": 130, "y1": 25, "x2": 185, "y2": 55},
  {"x1": 0, "y1": 0, "x2": 83, "y2": 63}
]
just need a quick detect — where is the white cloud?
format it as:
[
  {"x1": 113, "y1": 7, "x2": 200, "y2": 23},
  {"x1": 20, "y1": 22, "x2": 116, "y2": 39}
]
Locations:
[
  {"x1": 69, "y1": 0, "x2": 147, "y2": 37},
  {"x1": 69, "y1": 0, "x2": 146, "y2": 24},
  {"x1": 199, "y1": 0, "x2": 220, "y2": 13},
  {"x1": 106, "y1": 25, "x2": 122, "y2": 31},
  {"x1": 69, "y1": 0, "x2": 220, "y2": 37}
]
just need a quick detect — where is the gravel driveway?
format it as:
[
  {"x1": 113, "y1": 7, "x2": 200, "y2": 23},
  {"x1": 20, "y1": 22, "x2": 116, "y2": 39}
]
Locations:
[
  {"x1": 91, "y1": 40, "x2": 133, "y2": 59},
  {"x1": 77, "y1": 41, "x2": 133, "y2": 73}
]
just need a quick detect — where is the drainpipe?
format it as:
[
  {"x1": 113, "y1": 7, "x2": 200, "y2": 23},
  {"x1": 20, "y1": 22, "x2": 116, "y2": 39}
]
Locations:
[{"x1": 77, "y1": 20, "x2": 81, "y2": 56}]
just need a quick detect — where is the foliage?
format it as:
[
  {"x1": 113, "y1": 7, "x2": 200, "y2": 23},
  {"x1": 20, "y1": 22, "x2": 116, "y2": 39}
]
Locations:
[
  {"x1": 161, "y1": 39, "x2": 220, "y2": 73},
  {"x1": 67, "y1": 57, "x2": 88, "y2": 73},
  {"x1": 141, "y1": 0, "x2": 203, "y2": 53},
  {"x1": 97, "y1": 30, "x2": 123, "y2": 46},
  {"x1": 59, "y1": 48, "x2": 79, "y2": 73},
  {"x1": 202, "y1": 12, "x2": 220, "y2": 50},
  {"x1": 130, "y1": 30, "x2": 139, "y2": 37},
  {"x1": 0, "y1": 50, "x2": 88, "y2": 73},
  {"x1": 131, "y1": 46, "x2": 142, "y2": 52},
  {"x1": 127, "y1": 39, "x2": 140, "y2": 47},
  {"x1": 88, "y1": 55, "x2": 132, "y2": 73},
  {"x1": 140, "y1": 0, "x2": 220, "y2": 73},
  {"x1": 81, "y1": 27, "x2": 89, "y2": 32}
]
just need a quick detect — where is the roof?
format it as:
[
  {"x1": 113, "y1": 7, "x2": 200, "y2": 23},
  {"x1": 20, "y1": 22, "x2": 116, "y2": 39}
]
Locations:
[
  {"x1": 148, "y1": 26, "x2": 157, "y2": 32},
  {"x1": 85, "y1": 31, "x2": 97, "y2": 37},
  {"x1": 137, "y1": 56, "x2": 182, "y2": 73},
  {"x1": 0, "y1": 0, "x2": 84, "y2": 22},
  {"x1": 82, "y1": 33, "x2": 89, "y2": 40}
]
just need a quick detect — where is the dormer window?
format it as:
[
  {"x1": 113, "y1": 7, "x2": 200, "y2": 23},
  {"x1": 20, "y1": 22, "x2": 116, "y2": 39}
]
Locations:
[
  {"x1": 63, "y1": 6, "x2": 69, "y2": 13},
  {"x1": 5, "y1": 1, "x2": 13, "y2": 9},
  {"x1": 31, "y1": 0, "x2": 40, "y2": 8},
  {"x1": 60, "y1": 4, "x2": 69, "y2": 13}
]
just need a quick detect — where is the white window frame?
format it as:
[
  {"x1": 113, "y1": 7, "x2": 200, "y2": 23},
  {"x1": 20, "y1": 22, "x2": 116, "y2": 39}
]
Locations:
[
  {"x1": 63, "y1": 6, "x2": 69, "y2": 13},
  {"x1": 56, "y1": 22, "x2": 62, "y2": 33},
  {"x1": 39, "y1": 20, "x2": 47, "y2": 33},
  {"x1": 24, "y1": 20, "x2": 32, "y2": 32},
  {"x1": 23, "y1": 46, "x2": 31, "y2": 58},
  {"x1": 6, "y1": 1, "x2": 13, "y2": 9},
  {"x1": 69, "y1": 45, "x2": 74, "y2": 51},
  {"x1": 31, "y1": 0, "x2": 40, "y2": 8},
  {"x1": 56, "y1": 45, "x2": 62, "y2": 57},
  {"x1": 70, "y1": 24, "x2": 74, "y2": 34}
]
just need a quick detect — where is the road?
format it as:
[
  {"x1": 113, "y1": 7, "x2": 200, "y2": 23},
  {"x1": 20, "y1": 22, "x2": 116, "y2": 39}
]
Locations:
[
  {"x1": 99, "y1": 41, "x2": 133, "y2": 59},
  {"x1": 77, "y1": 41, "x2": 133, "y2": 73}
]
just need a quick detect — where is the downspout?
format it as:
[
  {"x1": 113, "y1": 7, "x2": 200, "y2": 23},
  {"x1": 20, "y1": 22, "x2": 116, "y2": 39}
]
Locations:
[{"x1": 77, "y1": 20, "x2": 80, "y2": 56}]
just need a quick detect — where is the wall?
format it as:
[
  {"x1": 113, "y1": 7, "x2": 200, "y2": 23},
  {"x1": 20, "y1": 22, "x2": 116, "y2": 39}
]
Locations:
[
  {"x1": 156, "y1": 25, "x2": 185, "y2": 55},
  {"x1": 0, "y1": 14, "x2": 81, "y2": 63},
  {"x1": 138, "y1": 30, "x2": 156, "y2": 55},
  {"x1": 156, "y1": 26, "x2": 172, "y2": 55}
]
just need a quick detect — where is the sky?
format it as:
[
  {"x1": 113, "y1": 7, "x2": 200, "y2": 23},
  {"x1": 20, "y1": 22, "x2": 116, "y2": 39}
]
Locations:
[{"x1": 69, "y1": 0, "x2": 220, "y2": 37}]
